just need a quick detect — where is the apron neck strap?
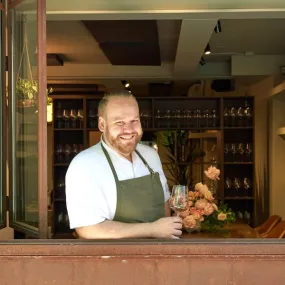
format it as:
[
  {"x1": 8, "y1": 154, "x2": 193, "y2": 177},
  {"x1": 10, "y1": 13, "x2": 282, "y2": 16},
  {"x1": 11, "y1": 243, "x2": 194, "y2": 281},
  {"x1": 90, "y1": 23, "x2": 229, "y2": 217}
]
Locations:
[
  {"x1": 135, "y1": 150, "x2": 155, "y2": 176},
  {"x1": 101, "y1": 143, "x2": 155, "y2": 179},
  {"x1": 101, "y1": 143, "x2": 119, "y2": 183}
]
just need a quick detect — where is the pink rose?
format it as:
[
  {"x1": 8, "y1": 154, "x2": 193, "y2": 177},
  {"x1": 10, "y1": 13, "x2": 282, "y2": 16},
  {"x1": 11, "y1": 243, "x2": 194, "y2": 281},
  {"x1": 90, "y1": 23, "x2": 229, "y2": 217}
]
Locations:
[
  {"x1": 194, "y1": 191, "x2": 200, "y2": 198},
  {"x1": 195, "y1": 199, "x2": 208, "y2": 209},
  {"x1": 199, "y1": 216, "x2": 205, "y2": 222},
  {"x1": 217, "y1": 213, "x2": 227, "y2": 221},
  {"x1": 204, "y1": 190, "x2": 213, "y2": 200},
  {"x1": 197, "y1": 208, "x2": 204, "y2": 216},
  {"x1": 203, "y1": 203, "x2": 214, "y2": 216},
  {"x1": 212, "y1": 203, "x2": 218, "y2": 211},
  {"x1": 188, "y1": 191, "x2": 195, "y2": 197},
  {"x1": 188, "y1": 201, "x2": 193, "y2": 207},
  {"x1": 183, "y1": 215, "x2": 197, "y2": 229},
  {"x1": 204, "y1": 166, "x2": 220, "y2": 180},
  {"x1": 195, "y1": 182, "x2": 203, "y2": 191},
  {"x1": 189, "y1": 207, "x2": 196, "y2": 214},
  {"x1": 180, "y1": 209, "x2": 190, "y2": 218},
  {"x1": 192, "y1": 211, "x2": 201, "y2": 221}
]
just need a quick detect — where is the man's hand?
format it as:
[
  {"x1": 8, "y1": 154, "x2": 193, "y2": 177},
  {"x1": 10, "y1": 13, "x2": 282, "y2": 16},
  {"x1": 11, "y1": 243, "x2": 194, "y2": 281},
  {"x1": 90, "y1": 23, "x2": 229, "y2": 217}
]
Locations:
[{"x1": 149, "y1": 216, "x2": 182, "y2": 239}]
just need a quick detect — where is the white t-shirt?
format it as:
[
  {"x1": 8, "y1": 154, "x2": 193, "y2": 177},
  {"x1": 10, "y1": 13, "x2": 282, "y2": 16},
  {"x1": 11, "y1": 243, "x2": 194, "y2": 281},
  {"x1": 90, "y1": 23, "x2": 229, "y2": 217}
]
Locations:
[{"x1": 65, "y1": 139, "x2": 170, "y2": 229}]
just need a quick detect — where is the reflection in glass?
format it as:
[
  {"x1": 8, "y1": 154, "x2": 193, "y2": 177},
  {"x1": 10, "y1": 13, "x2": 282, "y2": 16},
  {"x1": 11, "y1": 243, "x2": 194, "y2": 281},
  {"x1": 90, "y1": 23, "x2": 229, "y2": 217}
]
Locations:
[{"x1": 10, "y1": 3, "x2": 39, "y2": 231}]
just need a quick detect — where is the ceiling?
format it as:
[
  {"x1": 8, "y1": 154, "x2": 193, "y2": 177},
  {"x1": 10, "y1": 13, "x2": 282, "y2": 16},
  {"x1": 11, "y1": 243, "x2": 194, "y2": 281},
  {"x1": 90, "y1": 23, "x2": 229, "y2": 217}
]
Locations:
[
  {"x1": 45, "y1": 1, "x2": 285, "y2": 94},
  {"x1": 209, "y1": 19, "x2": 285, "y2": 55}
]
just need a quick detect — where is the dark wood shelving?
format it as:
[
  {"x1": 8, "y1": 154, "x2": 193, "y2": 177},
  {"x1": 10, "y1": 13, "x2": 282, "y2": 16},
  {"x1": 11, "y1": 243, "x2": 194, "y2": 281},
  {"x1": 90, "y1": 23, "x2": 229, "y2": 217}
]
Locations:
[
  {"x1": 224, "y1": 196, "x2": 255, "y2": 200},
  {"x1": 223, "y1": 127, "x2": 253, "y2": 130},
  {"x1": 163, "y1": 162, "x2": 220, "y2": 166},
  {"x1": 54, "y1": 128, "x2": 84, "y2": 131},
  {"x1": 224, "y1": 162, "x2": 254, "y2": 165}
]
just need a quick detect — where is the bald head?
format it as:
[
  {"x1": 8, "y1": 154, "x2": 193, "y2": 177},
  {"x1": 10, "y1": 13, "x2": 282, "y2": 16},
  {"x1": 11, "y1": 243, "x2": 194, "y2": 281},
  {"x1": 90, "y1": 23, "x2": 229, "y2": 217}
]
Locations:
[{"x1": 98, "y1": 91, "x2": 138, "y2": 118}]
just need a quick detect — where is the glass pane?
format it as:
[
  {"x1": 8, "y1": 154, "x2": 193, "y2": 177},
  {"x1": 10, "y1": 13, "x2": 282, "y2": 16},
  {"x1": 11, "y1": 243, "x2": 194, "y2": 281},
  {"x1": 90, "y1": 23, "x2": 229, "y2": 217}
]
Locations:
[
  {"x1": 9, "y1": 0, "x2": 39, "y2": 235},
  {"x1": 0, "y1": 9, "x2": 5, "y2": 229}
]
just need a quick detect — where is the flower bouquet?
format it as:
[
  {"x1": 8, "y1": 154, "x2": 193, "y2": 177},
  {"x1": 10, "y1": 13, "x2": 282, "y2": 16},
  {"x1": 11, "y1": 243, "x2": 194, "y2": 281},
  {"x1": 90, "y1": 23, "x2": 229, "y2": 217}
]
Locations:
[{"x1": 180, "y1": 166, "x2": 236, "y2": 232}]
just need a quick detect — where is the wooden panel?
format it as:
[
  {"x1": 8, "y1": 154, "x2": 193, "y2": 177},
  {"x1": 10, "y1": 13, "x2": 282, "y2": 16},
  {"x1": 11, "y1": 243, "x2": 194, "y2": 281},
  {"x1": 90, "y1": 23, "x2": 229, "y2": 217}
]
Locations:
[
  {"x1": 47, "y1": 53, "x2": 63, "y2": 66},
  {"x1": 82, "y1": 20, "x2": 161, "y2": 66},
  {"x1": 0, "y1": 242, "x2": 285, "y2": 285},
  {"x1": 89, "y1": 131, "x2": 101, "y2": 146}
]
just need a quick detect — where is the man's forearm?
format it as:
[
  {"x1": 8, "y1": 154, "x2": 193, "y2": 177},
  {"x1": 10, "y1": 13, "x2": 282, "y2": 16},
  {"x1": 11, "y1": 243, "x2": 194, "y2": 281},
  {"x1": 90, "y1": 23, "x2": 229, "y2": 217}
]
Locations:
[{"x1": 76, "y1": 220, "x2": 154, "y2": 239}]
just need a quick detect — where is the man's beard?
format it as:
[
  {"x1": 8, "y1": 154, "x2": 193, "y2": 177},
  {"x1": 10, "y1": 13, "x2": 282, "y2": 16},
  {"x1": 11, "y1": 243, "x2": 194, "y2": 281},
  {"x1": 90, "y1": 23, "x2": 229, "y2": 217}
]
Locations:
[{"x1": 104, "y1": 126, "x2": 143, "y2": 155}]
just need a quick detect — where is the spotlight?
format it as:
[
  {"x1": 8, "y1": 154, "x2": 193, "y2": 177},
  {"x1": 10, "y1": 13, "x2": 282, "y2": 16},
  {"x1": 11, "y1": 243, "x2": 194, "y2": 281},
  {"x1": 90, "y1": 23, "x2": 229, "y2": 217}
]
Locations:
[
  {"x1": 121, "y1": 80, "x2": 130, "y2": 88},
  {"x1": 214, "y1": 20, "x2": 222, "y2": 33},
  {"x1": 204, "y1": 44, "x2": 211, "y2": 55},
  {"x1": 199, "y1": 57, "x2": 206, "y2": 66}
]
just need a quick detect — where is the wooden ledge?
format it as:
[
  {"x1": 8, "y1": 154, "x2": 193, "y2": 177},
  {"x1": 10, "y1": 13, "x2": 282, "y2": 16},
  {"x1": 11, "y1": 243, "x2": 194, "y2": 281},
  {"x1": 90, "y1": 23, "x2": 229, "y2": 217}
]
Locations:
[{"x1": 1, "y1": 239, "x2": 285, "y2": 257}]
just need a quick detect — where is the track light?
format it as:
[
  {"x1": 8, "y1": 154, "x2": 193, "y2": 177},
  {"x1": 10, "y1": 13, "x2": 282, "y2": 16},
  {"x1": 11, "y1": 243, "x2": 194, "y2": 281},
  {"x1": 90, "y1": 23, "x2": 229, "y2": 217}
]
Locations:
[
  {"x1": 122, "y1": 80, "x2": 130, "y2": 88},
  {"x1": 204, "y1": 44, "x2": 211, "y2": 55},
  {"x1": 199, "y1": 57, "x2": 206, "y2": 66},
  {"x1": 214, "y1": 20, "x2": 222, "y2": 33}
]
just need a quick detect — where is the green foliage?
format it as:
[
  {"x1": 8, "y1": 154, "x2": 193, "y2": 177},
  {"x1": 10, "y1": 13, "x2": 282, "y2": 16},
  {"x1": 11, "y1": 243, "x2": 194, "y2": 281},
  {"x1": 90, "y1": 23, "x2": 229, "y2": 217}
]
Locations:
[
  {"x1": 201, "y1": 202, "x2": 236, "y2": 232},
  {"x1": 154, "y1": 131, "x2": 207, "y2": 188},
  {"x1": 16, "y1": 77, "x2": 53, "y2": 105}
]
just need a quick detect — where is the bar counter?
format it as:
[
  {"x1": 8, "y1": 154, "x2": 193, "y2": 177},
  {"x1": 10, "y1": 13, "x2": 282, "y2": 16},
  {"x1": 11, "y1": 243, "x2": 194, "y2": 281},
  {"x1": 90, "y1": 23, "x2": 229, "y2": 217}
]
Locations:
[{"x1": 1, "y1": 237, "x2": 285, "y2": 284}]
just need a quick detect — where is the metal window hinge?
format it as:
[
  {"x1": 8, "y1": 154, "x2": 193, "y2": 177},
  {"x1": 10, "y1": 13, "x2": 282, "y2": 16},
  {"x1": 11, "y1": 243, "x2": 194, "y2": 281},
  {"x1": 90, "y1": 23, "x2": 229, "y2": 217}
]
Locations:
[
  {"x1": 6, "y1": 196, "x2": 9, "y2": 211},
  {"x1": 5, "y1": 56, "x2": 8, "y2": 72}
]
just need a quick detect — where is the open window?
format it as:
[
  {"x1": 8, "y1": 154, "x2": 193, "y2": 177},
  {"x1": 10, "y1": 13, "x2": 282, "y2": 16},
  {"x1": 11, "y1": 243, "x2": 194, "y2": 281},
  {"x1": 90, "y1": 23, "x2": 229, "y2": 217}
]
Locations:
[{"x1": 0, "y1": 0, "x2": 48, "y2": 238}]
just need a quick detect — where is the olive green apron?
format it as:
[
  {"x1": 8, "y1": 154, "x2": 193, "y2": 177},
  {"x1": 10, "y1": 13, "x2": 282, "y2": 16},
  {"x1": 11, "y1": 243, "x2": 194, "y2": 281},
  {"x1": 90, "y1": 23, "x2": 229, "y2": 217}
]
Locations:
[{"x1": 101, "y1": 144, "x2": 165, "y2": 223}]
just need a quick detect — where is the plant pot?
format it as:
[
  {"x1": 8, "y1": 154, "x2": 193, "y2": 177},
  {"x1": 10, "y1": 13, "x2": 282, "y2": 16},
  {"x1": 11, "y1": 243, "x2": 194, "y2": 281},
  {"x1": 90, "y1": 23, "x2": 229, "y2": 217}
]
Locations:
[{"x1": 23, "y1": 99, "x2": 35, "y2": 107}]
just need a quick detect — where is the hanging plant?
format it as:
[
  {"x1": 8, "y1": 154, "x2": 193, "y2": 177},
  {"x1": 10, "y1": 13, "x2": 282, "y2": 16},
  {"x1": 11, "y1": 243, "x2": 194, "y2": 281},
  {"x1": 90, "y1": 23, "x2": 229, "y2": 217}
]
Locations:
[
  {"x1": 16, "y1": 77, "x2": 53, "y2": 107},
  {"x1": 15, "y1": 19, "x2": 53, "y2": 108}
]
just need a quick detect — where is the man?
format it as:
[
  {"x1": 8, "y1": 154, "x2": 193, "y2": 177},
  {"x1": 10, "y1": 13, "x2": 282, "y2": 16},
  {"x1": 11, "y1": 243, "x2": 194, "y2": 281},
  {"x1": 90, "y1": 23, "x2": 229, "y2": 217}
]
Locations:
[{"x1": 65, "y1": 91, "x2": 182, "y2": 239}]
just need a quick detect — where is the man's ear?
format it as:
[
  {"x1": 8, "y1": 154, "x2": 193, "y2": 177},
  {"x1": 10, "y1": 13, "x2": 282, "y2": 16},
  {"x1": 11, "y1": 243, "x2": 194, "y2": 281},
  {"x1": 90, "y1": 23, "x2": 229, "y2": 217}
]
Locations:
[{"x1": 98, "y1": 116, "x2": 105, "y2": 132}]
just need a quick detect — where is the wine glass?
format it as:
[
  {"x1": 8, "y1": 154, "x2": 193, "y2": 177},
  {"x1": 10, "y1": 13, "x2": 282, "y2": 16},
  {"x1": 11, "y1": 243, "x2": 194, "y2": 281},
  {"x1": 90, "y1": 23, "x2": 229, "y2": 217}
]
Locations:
[
  {"x1": 62, "y1": 109, "x2": 70, "y2": 129},
  {"x1": 170, "y1": 185, "x2": 188, "y2": 216},
  {"x1": 224, "y1": 143, "x2": 229, "y2": 162},
  {"x1": 223, "y1": 107, "x2": 229, "y2": 127},
  {"x1": 225, "y1": 177, "x2": 232, "y2": 189},
  {"x1": 211, "y1": 109, "x2": 217, "y2": 127},
  {"x1": 229, "y1": 143, "x2": 236, "y2": 162},
  {"x1": 55, "y1": 144, "x2": 63, "y2": 163},
  {"x1": 56, "y1": 180, "x2": 65, "y2": 199},
  {"x1": 237, "y1": 143, "x2": 245, "y2": 162},
  {"x1": 88, "y1": 108, "x2": 97, "y2": 128},
  {"x1": 237, "y1": 106, "x2": 244, "y2": 127},
  {"x1": 55, "y1": 106, "x2": 63, "y2": 128},
  {"x1": 233, "y1": 177, "x2": 241, "y2": 191},
  {"x1": 71, "y1": 144, "x2": 79, "y2": 159},
  {"x1": 186, "y1": 110, "x2": 193, "y2": 127},
  {"x1": 155, "y1": 110, "x2": 161, "y2": 128},
  {"x1": 70, "y1": 109, "x2": 78, "y2": 128},
  {"x1": 77, "y1": 109, "x2": 84, "y2": 128},
  {"x1": 243, "y1": 177, "x2": 251, "y2": 190},
  {"x1": 245, "y1": 143, "x2": 252, "y2": 162},
  {"x1": 244, "y1": 101, "x2": 252, "y2": 127},
  {"x1": 229, "y1": 106, "x2": 237, "y2": 127},
  {"x1": 64, "y1": 144, "x2": 71, "y2": 163}
]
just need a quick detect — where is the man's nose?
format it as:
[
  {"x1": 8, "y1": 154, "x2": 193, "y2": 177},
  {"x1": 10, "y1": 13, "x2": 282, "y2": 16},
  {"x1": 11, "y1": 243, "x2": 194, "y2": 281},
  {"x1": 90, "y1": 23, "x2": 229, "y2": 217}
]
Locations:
[{"x1": 123, "y1": 122, "x2": 135, "y2": 132}]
